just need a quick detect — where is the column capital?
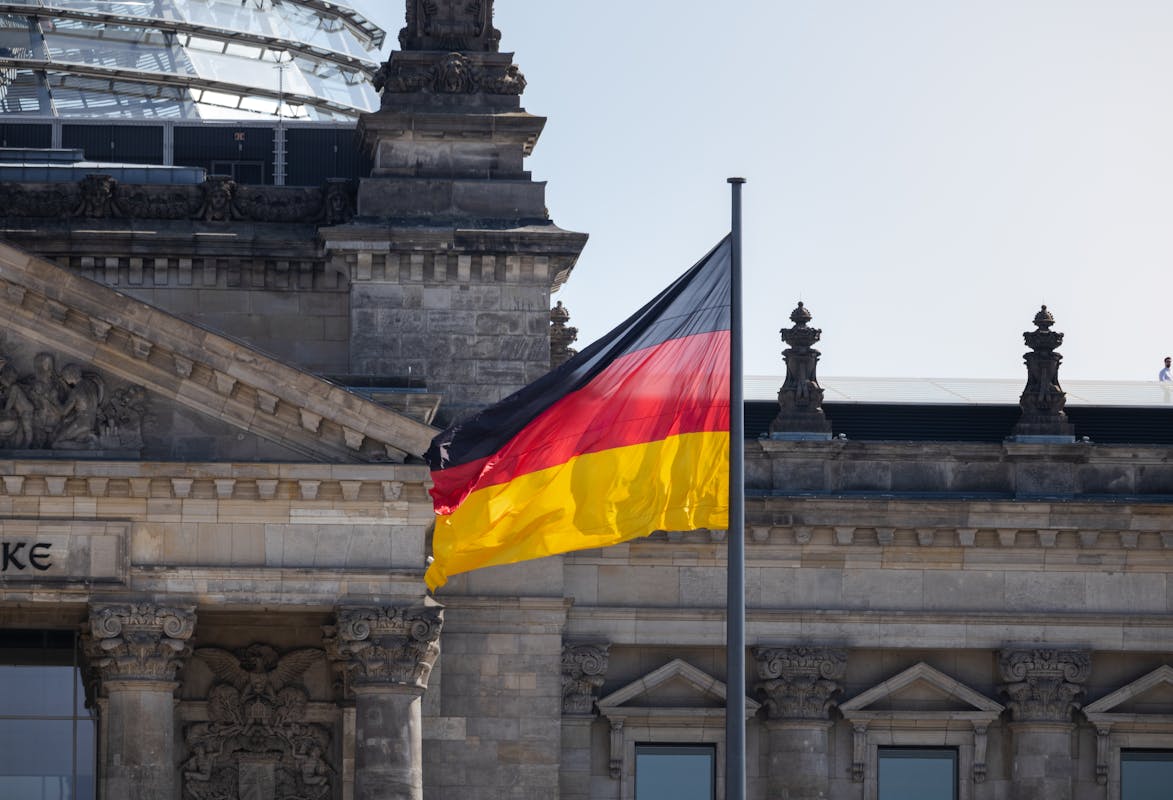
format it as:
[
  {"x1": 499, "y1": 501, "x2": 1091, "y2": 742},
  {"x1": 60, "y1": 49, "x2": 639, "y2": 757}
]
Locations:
[
  {"x1": 998, "y1": 647, "x2": 1091, "y2": 723},
  {"x1": 561, "y1": 642, "x2": 609, "y2": 715},
  {"x1": 84, "y1": 601, "x2": 196, "y2": 686},
  {"x1": 325, "y1": 603, "x2": 443, "y2": 691},
  {"x1": 753, "y1": 645, "x2": 847, "y2": 721}
]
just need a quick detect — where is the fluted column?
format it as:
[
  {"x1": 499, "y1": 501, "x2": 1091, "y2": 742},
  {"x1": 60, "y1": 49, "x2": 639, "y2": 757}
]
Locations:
[
  {"x1": 999, "y1": 648, "x2": 1091, "y2": 800},
  {"x1": 754, "y1": 646, "x2": 847, "y2": 799},
  {"x1": 326, "y1": 603, "x2": 443, "y2": 800},
  {"x1": 84, "y1": 601, "x2": 196, "y2": 800}
]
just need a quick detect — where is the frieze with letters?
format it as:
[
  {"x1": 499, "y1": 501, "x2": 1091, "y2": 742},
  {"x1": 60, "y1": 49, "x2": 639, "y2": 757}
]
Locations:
[{"x1": 0, "y1": 521, "x2": 126, "y2": 582}]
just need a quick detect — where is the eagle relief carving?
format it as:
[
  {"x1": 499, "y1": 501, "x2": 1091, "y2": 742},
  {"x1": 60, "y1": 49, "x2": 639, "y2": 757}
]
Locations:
[{"x1": 184, "y1": 644, "x2": 332, "y2": 800}]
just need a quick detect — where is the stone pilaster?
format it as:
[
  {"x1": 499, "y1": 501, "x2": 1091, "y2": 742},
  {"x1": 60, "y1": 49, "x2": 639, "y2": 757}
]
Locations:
[
  {"x1": 754, "y1": 646, "x2": 846, "y2": 799},
  {"x1": 325, "y1": 602, "x2": 443, "y2": 800},
  {"x1": 84, "y1": 601, "x2": 196, "y2": 800},
  {"x1": 561, "y1": 643, "x2": 609, "y2": 800},
  {"x1": 999, "y1": 648, "x2": 1090, "y2": 800}
]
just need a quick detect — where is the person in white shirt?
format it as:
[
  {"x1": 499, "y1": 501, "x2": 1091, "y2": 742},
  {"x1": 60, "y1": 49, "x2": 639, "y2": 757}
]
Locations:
[{"x1": 1161, "y1": 356, "x2": 1172, "y2": 381}]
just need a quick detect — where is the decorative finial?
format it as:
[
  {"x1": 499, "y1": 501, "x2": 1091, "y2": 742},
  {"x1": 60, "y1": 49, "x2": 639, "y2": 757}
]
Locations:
[
  {"x1": 1033, "y1": 304, "x2": 1054, "y2": 331},
  {"x1": 550, "y1": 301, "x2": 578, "y2": 368},
  {"x1": 1012, "y1": 305, "x2": 1075, "y2": 442},
  {"x1": 790, "y1": 301, "x2": 812, "y2": 327},
  {"x1": 769, "y1": 302, "x2": 832, "y2": 440}
]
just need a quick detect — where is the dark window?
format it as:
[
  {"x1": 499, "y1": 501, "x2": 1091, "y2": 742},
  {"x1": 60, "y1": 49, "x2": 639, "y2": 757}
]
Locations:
[
  {"x1": 878, "y1": 747, "x2": 957, "y2": 800},
  {"x1": 635, "y1": 744, "x2": 714, "y2": 800},
  {"x1": 286, "y1": 127, "x2": 368, "y2": 185},
  {"x1": 210, "y1": 160, "x2": 264, "y2": 185},
  {"x1": 0, "y1": 630, "x2": 96, "y2": 800},
  {"x1": 174, "y1": 126, "x2": 274, "y2": 184},
  {"x1": 0, "y1": 124, "x2": 52, "y2": 149},
  {"x1": 61, "y1": 125, "x2": 164, "y2": 165},
  {"x1": 1122, "y1": 750, "x2": 1173, "y2": 800}
]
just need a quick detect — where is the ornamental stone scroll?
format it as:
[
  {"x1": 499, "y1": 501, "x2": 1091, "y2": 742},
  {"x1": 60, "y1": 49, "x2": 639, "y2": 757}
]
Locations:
[
  {"x1": 325, "y1": 603, "x2": 444, "y2": 692},
  {"x1": 561, "y1": 642, "x2": 610, "y2": 715},
  {"x1": 753, "y1": 645, "x2": 846, "y2": 720},
  {"x1": 998, "y1": 648, "x2": 1091, "y2": 722},
  {"x1": 84, "y1": 601, "x2": 196, "y2": 684}
]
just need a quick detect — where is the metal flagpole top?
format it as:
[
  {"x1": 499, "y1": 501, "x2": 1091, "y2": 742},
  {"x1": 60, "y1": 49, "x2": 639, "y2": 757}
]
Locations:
[{"x1": 727, "y1": 177, "x2": 747, "y2": 184}]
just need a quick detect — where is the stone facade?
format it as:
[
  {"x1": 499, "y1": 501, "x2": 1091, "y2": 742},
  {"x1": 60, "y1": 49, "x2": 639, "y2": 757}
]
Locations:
[{"x1": 0, "y1": 2, "x2": 1172, "y2": 799}]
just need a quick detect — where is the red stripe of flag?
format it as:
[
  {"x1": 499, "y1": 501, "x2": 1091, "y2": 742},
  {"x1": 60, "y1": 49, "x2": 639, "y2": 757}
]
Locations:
[{"x1": 430, "y1": 329, "x2": 730, "y2": 514}]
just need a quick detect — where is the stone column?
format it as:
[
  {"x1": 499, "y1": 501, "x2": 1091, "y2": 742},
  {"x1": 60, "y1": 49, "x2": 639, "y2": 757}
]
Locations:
[
  {"x1": 326, "y1": 602, "x2": 443, "y2": 800},
  {"x1": 560, "y1": 643, "x2": 610, "y2": 800},
  {"x1": 84, "y1": 601, "x2": 196, "y2": 800},
  {"x1": 999, "y1": 648, "x2": 1091, "y2": 800},
  {"x1": 754, "y1": 646, "x2": 847, "y2": 799}
]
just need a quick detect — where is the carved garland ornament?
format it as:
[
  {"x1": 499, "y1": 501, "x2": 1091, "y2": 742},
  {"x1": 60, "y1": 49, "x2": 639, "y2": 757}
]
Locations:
[
  {"x1": 0, "y1": 177, "x2": 355, "y2": 224},
  {"x1": 373, "y1": 52, "x2": 525, "y2": 96},
  {"x1": 184, "y1": 644, "x2": 331, "y2": 800}
]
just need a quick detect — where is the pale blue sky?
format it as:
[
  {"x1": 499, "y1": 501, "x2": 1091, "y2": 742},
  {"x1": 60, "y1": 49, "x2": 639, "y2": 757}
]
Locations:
[{"x1": 478, "y1": 1, "x2": 1173, "y2": 383}]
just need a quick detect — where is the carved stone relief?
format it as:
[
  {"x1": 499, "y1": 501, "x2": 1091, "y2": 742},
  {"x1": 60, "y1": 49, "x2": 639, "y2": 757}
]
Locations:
[
  {"x1": 183, "y1": 644, "x2": 332, "y2": 800},
  {"x1": 998, "y1": 648, "x2": 1091, "y2": 723},
  {"x1": 324, "y1": 604, "x2": 443, "y2": 693},
  {"x1": 399, "y1": 0, "x2": 501, "y2": 52},
  {"x1": 0, "y1": 177, "x2": 356, "y2": 224},
  {"x1": 84, "y1": 602, "x2": 196, "y2": 684},
  {"x1": 0, "y1": 352, "x2": 150, "y2": 452},
  {"x1": 561, "y1": 642, "x2": 609, "y2": 715},
  {"x1": 373, "y1": 51, "x2": 525, "y2": 97},
  {"x1": 753, "y1": 646, "x2": 847, "y2": 720}
]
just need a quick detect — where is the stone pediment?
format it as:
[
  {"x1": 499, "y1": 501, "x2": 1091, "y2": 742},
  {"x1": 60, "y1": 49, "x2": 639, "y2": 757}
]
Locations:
[
  {"x1": 597, "y1": 658, "x2": 759, "y2": 717},
  {"x1": 840, "y1": 662, "x2": 1004, "y2": 719},
  {"x1": 0, "y1": 241, "x2": 436, "y2": 463},
  {"x1": 1085, "y1": 665, "x2": 1173, "y2": 719}
]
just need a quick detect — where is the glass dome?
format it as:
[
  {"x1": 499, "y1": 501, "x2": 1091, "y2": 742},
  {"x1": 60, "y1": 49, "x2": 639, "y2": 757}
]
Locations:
[{"x1": 0, "y1": 0, "x2": 391, "y2": 119}]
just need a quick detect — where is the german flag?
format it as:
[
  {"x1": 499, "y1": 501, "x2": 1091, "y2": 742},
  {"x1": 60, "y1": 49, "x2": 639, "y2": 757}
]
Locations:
[{"x1": 424, "y1": 237, "x2": 732, "y2": 591}]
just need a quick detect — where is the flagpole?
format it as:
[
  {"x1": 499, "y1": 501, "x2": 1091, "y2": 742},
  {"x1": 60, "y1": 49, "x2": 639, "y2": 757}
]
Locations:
[{"x1": 725, "y1": 177, "x2": 746, "y2": 800}]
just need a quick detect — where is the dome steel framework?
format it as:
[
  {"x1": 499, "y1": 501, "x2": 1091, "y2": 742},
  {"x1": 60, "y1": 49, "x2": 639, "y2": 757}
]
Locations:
[{"x1": 0, "y1": 0, "x2": 388, "y2": 119}]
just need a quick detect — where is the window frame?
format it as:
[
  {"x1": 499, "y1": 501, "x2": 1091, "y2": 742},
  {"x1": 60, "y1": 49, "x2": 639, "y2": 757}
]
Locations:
[
  {"x1": 635, "y1": 742, "x2": 716, "y2": 800},
  {"x1": 877, "y1": 745, "x2": 959, "y2": 800},
  {"x1": 0, "y1": 629, "x2": 97, "y2": 800}
]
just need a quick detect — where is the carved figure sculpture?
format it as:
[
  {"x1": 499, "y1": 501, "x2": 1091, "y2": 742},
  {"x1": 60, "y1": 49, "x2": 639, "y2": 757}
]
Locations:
[
  {"x1": 27, "y1": 352, "x2": 65, "y2": 448},
  {"x1": 198, "y1": 176, "x2": 239, "y2": 222},
  {"x1": 73, "y1": 174, "x2": 121, "y2": 218},
  {"x1": 0, "y1": 353, "x2": 148, "y2": 452},
  {"x1": 0, "y1": 364, "x2": 33, "y2": 448},
  {"x1": 54, "y1": 364, "x2": 105, "y2": 448}
]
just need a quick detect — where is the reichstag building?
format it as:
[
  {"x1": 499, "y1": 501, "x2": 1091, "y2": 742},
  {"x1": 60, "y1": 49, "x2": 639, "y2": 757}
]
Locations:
[{"x1": 1, "y1": 2, "x2": 1173, "y2": 799}]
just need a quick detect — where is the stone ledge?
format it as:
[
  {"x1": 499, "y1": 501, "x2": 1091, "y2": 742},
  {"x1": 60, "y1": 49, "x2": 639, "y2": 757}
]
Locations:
[{"x1": 0, "y1": 460, "x2": 428, "y2": 498}]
